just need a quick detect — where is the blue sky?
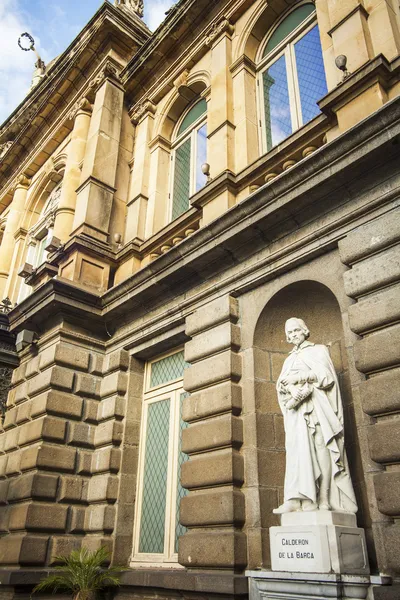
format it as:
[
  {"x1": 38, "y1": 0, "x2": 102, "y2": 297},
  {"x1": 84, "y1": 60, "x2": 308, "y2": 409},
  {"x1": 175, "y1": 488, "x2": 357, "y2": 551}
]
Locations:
[{"x1": 0, "y1": 0, "x2": 174, "y2": 125}]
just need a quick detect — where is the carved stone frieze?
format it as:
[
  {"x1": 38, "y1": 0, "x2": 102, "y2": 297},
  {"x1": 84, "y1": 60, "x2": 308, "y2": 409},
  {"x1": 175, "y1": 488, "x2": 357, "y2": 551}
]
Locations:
[
  {"x1": 0, "y1": 141, "x2": 13, "y2": 159},
  {"x1": 205, "y1": 18, "x2": 234, "y2": 48},
  {"x1": 89, "y1": 61, "x2": 122, "y2": 94}
]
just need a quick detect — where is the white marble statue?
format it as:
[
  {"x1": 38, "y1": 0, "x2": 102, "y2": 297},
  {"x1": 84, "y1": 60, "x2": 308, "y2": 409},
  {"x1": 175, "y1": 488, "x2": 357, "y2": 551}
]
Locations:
[{"x1": 273, "y1": 318, "x2": 357, "y2": 514}]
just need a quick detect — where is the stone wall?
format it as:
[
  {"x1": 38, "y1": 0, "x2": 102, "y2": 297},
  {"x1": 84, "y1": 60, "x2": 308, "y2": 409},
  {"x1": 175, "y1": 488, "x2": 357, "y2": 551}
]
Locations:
[
  {"x1": 339, "y1": 210, "x2": 400, "y2": 577},
  {"x1": 0, "y1": 335, "x2": 129, "y2": 566}
]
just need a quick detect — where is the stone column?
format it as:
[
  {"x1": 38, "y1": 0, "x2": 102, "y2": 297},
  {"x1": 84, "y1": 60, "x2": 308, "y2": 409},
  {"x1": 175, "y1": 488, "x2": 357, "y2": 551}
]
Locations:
[
  {"x1": 180, "y1": 295, "x2": 246, "y2": 570},
  {"x1": 231, "y1": 55, "x2": 258, "y2": 173},
  {"x1": 71, "y1": 62, "x2": 124, "y2": 243},
  {"x1": 53, "y1": 99, "x2": 92, "y2": 243},
  {"x1": 144, "y1": 135, "x2": 171, "y2": 238},
  {"x1": 0, "y1": 175, "x2": 30, "y2": 299},
  {"x1": 339, "y1": 210, "x2": 400, "y2": 578},
  {"x1": 125, "y1": 102, "x2": 156, "y2": 242}
]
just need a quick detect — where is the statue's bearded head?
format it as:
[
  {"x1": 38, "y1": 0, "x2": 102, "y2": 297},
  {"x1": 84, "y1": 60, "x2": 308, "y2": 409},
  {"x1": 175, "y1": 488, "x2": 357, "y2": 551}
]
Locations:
[{"x1": 285, "y1": 317, "x2": 310, "y2": 346}]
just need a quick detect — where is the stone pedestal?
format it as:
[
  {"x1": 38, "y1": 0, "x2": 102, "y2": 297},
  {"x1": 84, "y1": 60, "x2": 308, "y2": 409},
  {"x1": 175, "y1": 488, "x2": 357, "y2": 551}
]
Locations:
[
  {"x1": 247, "y1": 570, "x2": 371, "y2": 600},
  {"x1": 270, "y1": 511, "x2": 369, "y2": 575}
]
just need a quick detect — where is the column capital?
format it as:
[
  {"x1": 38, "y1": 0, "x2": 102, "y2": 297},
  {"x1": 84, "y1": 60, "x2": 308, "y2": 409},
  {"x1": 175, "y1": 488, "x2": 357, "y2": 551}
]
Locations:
[
  {"x1": 129, "y1": 99, "x2": 156, "y2": 125},
  {"x1": 89, "y1": 60, "x2": 123, "y2": 95},
  {"x1": 205, "y1": 18, "x2": 235, "y2": 48},
  {"x1": 68, "y1": 97, "x2": 93, "y2": 122},
  {"x1": 12, "y1": 173, "x2": 31, "y2": 192}
]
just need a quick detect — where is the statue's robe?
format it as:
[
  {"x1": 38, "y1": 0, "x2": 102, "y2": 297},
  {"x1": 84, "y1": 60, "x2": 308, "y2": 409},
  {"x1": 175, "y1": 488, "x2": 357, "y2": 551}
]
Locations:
[{"x1": 277, "y1": 341, "x2": 357, "y2": 513}]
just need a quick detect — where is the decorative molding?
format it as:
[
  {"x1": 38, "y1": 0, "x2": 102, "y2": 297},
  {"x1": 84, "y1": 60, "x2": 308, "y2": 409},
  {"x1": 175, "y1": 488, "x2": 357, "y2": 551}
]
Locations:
[
  {"x1": 327, "y1": 4, "x2": 369, "y2": 37},
  {"x1": 68, "y1": 97, "x2": 93, "y2": 122},
  {"x1": 0, "y1": 141, "x2": 13, "y2": 159},
  {"x1": 89, "y1": 61, "x2": 123, "y2": 94},
  {"x1": 114, "y1": 0, "x2": 144, "y2": 18},
  {"x1": 148, "y1": 134, "x2": 171, "y2": 153},
  {"x1": 205, "y1": 18, "x2": 235, "y2": 48},
  {"x1": 12, "y1": 173, "x2": 31, "y2": 192},
  {"x1": 129, "y1": 100, "x2": 156, "y2": 124},
  {"x1": 230, "y1": 54, "x2": 256, "y2": 78}
]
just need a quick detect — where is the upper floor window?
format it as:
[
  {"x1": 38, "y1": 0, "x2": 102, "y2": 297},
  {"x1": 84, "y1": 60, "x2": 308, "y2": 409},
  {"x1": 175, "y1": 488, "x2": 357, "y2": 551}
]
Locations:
[
  {"x1": 132, "y1": 349, "x2": 190, "y2": 567},
  {"x1": 170, "y1": 99, "x2": 207, "y2": 221},
  {"x1": 258, "y1": 3, "x2": 327, "y2": 153}
]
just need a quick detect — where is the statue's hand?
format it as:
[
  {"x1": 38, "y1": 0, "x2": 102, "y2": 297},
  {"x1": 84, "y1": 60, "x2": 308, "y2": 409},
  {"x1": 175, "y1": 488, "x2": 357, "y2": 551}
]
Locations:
[{"x1": 281, "y1": 374, "x2": 299, "y2": 386}]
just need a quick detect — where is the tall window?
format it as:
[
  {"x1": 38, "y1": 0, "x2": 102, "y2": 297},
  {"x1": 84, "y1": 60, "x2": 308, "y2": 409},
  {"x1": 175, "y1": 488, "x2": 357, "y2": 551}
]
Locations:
[
  {"x1": 170, "y1": 99, "x2": 207, "y2": 221},
  {"x1": 132, "y1": 350, "x2": 190, "y2": 566},
  {"x1": 258, "y1": 3, "x2": 327, "y2": 152}
]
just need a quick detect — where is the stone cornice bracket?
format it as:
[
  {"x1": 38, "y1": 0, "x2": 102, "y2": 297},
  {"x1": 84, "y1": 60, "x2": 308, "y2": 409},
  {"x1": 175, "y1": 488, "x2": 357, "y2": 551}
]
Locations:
[
  {"x1": 89, "y1": 61, "x2": 123, "y2": 95},
  {"x1": 0, "y1": 140, "x2": 13, "y2": 159},
  {"x1": 68, "y1": 97, "x2": 93, "y2": 122},
  {"x1": 205, "y1": 18, "x2": 235, "y2": 48},
  {"x1": 12, "y1": 173, "x2": 31, "y2": 192},
  {"x1": 129, "y1": 99, "x2": 156, "y2": 125}
]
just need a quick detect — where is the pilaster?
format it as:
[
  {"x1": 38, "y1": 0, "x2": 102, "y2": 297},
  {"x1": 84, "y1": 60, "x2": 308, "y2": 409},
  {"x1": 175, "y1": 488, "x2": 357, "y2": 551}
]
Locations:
[
  {"x1": 230, "y1": 56, "x2": 258, "y2": 174},
  {"x1": 72, "y1": 62, "x2": 125, "y2": 243},
  {"x1": 144, "y1": 135, "x2": 171, "y2": 239},
  {"x1": 0, "y1": 176, "x2": 30, "y2": 300},
  {"x1": 53, "y1": 98, "x2": 93, "y2": 243},
  {"x1": 179, "y1": 295, "x2": 246, "y2": 570}
]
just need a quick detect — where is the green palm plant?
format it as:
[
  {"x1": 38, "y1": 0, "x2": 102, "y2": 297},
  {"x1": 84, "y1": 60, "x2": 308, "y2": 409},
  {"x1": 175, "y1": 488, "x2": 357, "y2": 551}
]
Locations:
[{"x1": 32, "y1": 546, "x2": 124, "y2": 600}]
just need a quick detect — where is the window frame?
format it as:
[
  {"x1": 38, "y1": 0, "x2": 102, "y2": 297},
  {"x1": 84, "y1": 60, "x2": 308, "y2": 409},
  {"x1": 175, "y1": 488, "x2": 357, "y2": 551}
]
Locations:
[
  {"x1": 256, "y1": 5, "x2": 321, "y2": 155},
  {"x1": 131, "y1": 349, "x2": 188, "y2": 568},
  {"x1": 169, "y1": 100, "x2": 207, "y2": 222}
]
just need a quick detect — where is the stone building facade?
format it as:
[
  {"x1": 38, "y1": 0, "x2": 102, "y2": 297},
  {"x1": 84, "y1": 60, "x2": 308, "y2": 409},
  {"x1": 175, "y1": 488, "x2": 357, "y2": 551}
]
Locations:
[{"x1": 0, "y1": 0, "x2": 399, "y2": 598}]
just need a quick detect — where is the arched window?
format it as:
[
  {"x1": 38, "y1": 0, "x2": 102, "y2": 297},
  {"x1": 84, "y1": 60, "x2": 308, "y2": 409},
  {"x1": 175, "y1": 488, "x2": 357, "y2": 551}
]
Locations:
[
  {"x1": 258, "y1": 3, "x2": 327, "y2": 152},
  {"x1": 170, "y1": 99, "x2": 207, "y2": 221}
]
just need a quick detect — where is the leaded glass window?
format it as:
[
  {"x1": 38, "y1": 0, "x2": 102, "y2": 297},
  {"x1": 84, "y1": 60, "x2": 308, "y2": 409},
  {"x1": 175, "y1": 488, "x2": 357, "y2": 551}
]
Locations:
[
  {"x1": 132, "y1": 349, "x2": 190, "y2": 566},
  {"x1": 258, "y1": 3, "x2": 327, "y2": 153},
  {"x1": 170, "y1": 99, "x2": 207, "y2": 221}
]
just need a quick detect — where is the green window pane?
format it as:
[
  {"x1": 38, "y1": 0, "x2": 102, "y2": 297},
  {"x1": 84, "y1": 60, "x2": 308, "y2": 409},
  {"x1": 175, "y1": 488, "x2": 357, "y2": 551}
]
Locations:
[
  {"x1": 139, "y1": 399, "x2": 171, "y2": 554},
  {"x1": 150, "y1": 351, "x2": 189, "y2": 388},
  {"x1": 263, "y1": 4, "x2": 315, "y2": 56},
  {"x1": 172, "y1": 138, "x2": 191, "y2": 220},
  {"x1": 177, "y1": 99, "x2": 207, "y2": 136},
  {"x1": 175, "y1": 391, "x2": 190, "y2": 552}
]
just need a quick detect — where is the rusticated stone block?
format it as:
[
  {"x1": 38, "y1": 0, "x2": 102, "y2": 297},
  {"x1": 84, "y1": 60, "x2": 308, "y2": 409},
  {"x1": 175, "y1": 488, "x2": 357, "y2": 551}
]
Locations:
[
  {"x1": 343, "y1": 245, "x2": 400, "y2": 298},
  {"x1": 25, "y1": 355, "x2": 40, "y2": 379},
  {"x1": 87, "y1": 474, "x2": 118, "y2": 502},
  {"x1": 182, "y1": 382, "x2": 242, "y2": 422},
  {"x1": 348, "y1": 284, "x2": 400, "y2": 334},
  {"x1": 35, "y1": 444, "x2": 76, "y2": 472},
  {"x1": 182, "y1": 414, "x2": 243, "y2": 454},
  {"x1": 15, "y1": 401, "x2": 31, "y2": 424},
  {"x1": 180, "y1": 490, "x2": 245, "y2": 527},
  {"x1": 28, "y1": 366, "x2": 74, "y2": 397},
  {"x1": 360, "y1": 369, "x2": 400, "y2": 416},
  {"x1": 0, "y1": 506, "x2": 9, "y2": 532},
  {"x1": 354, "y1": 324, "x2": 400, "y2": 373},
  {"x1": 101, "y1": 372, "x2": 128, "y2": 398},
  {"x1": 18, "y1": 416, "x2": 66, "y2": 446},
  {"x1": 68, "y1": 422, "x2": 95, "y2": 447},
  {"x1": 76, "y1": 450, "x2": 92, "y2": 474},
  {"x1": 83, "y1": 399, "x2": 99, "y2": 423},
  {"x1": 31, "y1": 390, "x2": 83, "y2": 419},
  {"x1": 11, "y1": 362, "x2": 27, "y2": 386},
  {"x1": 14, "y1": 381, "x2": 28, "y2": 404},
  {"x1": 74, "y1": 373, "x2": 101, "y2": 398},
  {"x1": 374, "y1": 472, "x2": 400, "y2": 516},
  {"x1": 69, "y1": 506, "x2": 86, "y2": 533},
  {"x1": 48, "y1": 536, "x2": 81, "y2": 564},
  {"x1": 91, "y1": 447, "x2": 121, "y2": 474},
  {"x1": 84, "y1": 505, "x2": 106, "y2": 531},
  {"x1": 89, "y1": 354, "x2": 104, "y2": 376},
  {"x1": 58, "y1": 475, "x2": 88, "y2": 503},
  {"x1": 97, "y1": 396, "x2": 126, "y2": 421},
  {"x1": 3, "y1": 407, "x2": 17, "y2": 430},
  {"x1": 372, "y1": 585, "x2": 400, "y2": 600},
  {"x1": 0, "y1": 455, "x2": 7, "y2": 477},
  {"x1": 181, "y1": 449, "x2": 243, "y2": 489},
  {"x1": 94, "y1": 420, "x2": 123, "y2": 447},
  {"x1": 368, "y1": 420, "x2": 400, "y2": 464},
  {"x1": 103, "y1": 349, "x2": 129, "y2": 374},
  {"x1": 179, "y1": 529, "x2": 246, "y2": 568},
  {"x1": 39, "y1": 344, "x2": 90, "y2": 372},
  {"x1": 185, "y1": 322, "x2": 240, "y2": 364},
  {"x1": 5, "y1": 452, "x2": 21, "y2": 476},
  {"x1": 339, "y1": 211, "x2": 400, "y2": 265},
  {"x1": 0, "y1": 533, "x2": 49, "y2": 565},
  {"x1": 184, "y1": 351, "x2": 242, "y2": 392},
  {"x1": 8, "y1": 472, "x2": 58, "y2": 502},
  {"x1": 9, "y1": 502, "x2": 68, "y2": 531},
  {"x1": 186, "y1": 296, "x2": 239, "y2": 337},
  {"x1": 4, "y1": 428, "x2": 18, "y2": 452},
  {"x1": 0, "y1": 480, "x2": 9, "y2": 504}
]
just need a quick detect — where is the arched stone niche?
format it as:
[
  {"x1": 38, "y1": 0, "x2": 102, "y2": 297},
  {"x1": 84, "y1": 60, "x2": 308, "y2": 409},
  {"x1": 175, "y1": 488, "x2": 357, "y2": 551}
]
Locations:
[{"x1": 250, "y1": 280, "x2": 362, "y2": 568}]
